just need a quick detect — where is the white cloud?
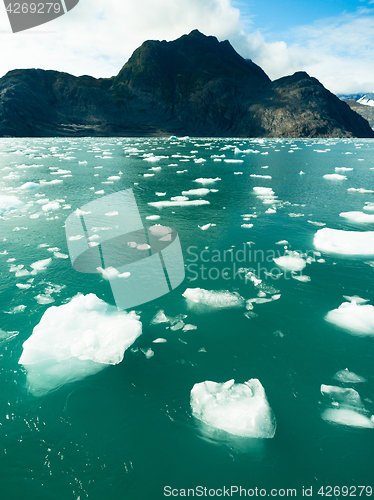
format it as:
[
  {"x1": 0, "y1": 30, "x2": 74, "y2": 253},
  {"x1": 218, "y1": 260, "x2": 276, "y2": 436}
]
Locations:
[
  {"x1": 0, "y1": 0, "x2": 241, "y2": 78},
  {"x1": 230, "y1": 9, "x2": 374, "y2": 94}
]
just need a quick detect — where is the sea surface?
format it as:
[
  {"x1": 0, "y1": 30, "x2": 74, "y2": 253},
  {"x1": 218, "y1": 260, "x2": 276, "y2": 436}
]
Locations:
[{"x1": 1, "y1": 137, "x2": 374, "y2": 500}]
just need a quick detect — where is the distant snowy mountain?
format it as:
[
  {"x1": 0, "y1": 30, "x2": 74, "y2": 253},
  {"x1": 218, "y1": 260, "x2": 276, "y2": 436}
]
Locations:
[
  {"x1": 339, "y1": 92, "x2": 374, "y2": 107},
  {"x1": 357, "y1": 94, "x2": 374, "y2": 107}
]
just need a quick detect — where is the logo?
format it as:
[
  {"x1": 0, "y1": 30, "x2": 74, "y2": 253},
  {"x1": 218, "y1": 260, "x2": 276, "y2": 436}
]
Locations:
[
  {"x1": 65, "y1": 190, "x2": 185, "y2": 310},
  {"x1": 3, "y1": 0, "x2": 79, "y2": 33}
]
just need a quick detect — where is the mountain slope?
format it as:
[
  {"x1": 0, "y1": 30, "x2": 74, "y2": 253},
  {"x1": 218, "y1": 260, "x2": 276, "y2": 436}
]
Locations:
[{"x1": 0, "y1": 30, "x2": 373, "y2": 138}]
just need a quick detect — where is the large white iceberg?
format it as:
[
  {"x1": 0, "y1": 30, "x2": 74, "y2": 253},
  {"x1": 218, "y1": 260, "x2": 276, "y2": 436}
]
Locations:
[
  {"x1": 325, "y1": 299, "x2": 374, "y2": 336},
  {"x1": 314, "y1": 228, "x2": 374, "y2": 256},
  {"x1": 339, "y1": 211, "x2": 374, "y2": 223},
  {"x1": 19, "y1": 294, "x2": 142, "y2": 395},
  {"x1": 190, "y1": 379, "x2": 276, "y2": 438}
]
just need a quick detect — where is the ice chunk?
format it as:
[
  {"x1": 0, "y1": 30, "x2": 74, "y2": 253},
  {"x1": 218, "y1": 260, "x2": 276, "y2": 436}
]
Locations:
[
  {"x1": 42, "y1": 201, "x2": 60, "y2": 211},
  {"x1": 339, "y1": 211, "x2": 374, "y2": 223},
  {"x1": 146, "y1": 215, "x2": 161, "y2": 220},
  {"x1": 181, "y1": 188, "x2": 210, "y2": 196},
  {"x1": 183, "y1": 288, "x2": 244, "y2": 309},
  {"x1": 0, "y1": 196, "x2": 23, "y2": 215},
  {"x1": 193, "y1": 178, "x2": 221, "y2": 184},
  {"x1": 273, "y1": 251, "x2": 306, "y2": 272},
  {"x1": 321, "y1": 384, "x2": 363, "y2": 407},
  {"x1": 190, "y1": 379, "x2": 276, "y2": 438},
  {"x1": 30, "y1": 258, "x2": 52, "y2": 272},
  {"x1": 333, "y1": 369, "x2": 367, "y2": 384},
  {"x1": 148, "y1": 199, "x2": 209, "y2": 208},
  {"x1": 314, "y1": 228, "x2": 374, "y2": 256},
  {"x1": 151, "y1": 310, "x2": 169, "y2": 324},
  {"x1": 323, "y1": 174, "x2": 347, "y2": 180},
  {"x1": 320, "y1": 383, "x2": 373, "y2": 428},
  {"x1": 199, "y1": 223, "x2": 216, "y2": 230},
  {"x1": 19, "y1": 294, "x2": 142, "y2": 396},
  {"x1": 321, "y1": 409, "x2": 374, "y2": 428},
  {"x1": 19, "y1": 182, "x2": 39, "y2": 190},
  {"x1": 347, "y1": 188, "x2": 374, "y2": 194},
  {"x1": 325, "y1": 300, "x2": 374, "y2": 336}
]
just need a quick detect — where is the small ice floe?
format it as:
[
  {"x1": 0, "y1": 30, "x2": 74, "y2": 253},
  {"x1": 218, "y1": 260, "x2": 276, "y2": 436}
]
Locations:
[
  {"x1": 30, "y1": 258, "x2": 52, "y2": 273},
  {"x1": 333, "y1": 368, "x2": 367, "y2": 384},
  {"x1": 335, "y1": 167, "x2": 353, "y2": 172},
  {"x1": 18, "y1": 294, "x2": 142, "y2": 396},
  {"x1": 42, "y1": 201, "x2": 60, "y2": 211},
  {"x1": 325, "y1": 296, "x2": 374, "y2": 336},
  {"x1": 250, "y1": 174, "x2": 272, "y2": 179},
  {"x1": 19, "y1": 182, "x2": 39, "y2": 190},
  {"x1": 347, "y1": 187, "x2": 374, "y2": 194},
  {"x1": 199, "y1": 223, "x2": 216, "y2": 230},
  {"x1": 323, "y1": 174, "x2": 347, "y2": 180},
  {"x1": 320, "y1": 384, "x2": 373, "y2": 429},
  {"x1": 146, "y1": 215, "x2": 161, "y2": 220},
  {"x1": 314, "y1": 228, "x2": 374, "y2": 256},
  {"x1": 149, "y1": 199, "x2": 209, "y2": 208},
  {"x1": 183, "y1": 288, "x2": 244, "y2": 310},
  {"x1": 182, "y1": 188, "x2": 210, "y2": 196},
  {"x1": 0, "y1": 195, "x2": 23, "y2": 215},
  {"x1": 190, "y1": 378, "x2": 276, "y2": 438},
  {"x1": 339, "y1": 211, "x2": 374, "y2": 223},
  {"x1": 193, "y1": 177, "x2": 221, "y2": 184},
  {"x1": 241, "y1": 223, "x2": 253, "y2": 228},
  {"x1": 151, "y1": 310, "x2": 169, "y2": 324},
  {"x1": 273, "y1": 251, "x2": 306, "y2": 272},
  {"x1": 308, "y1": 220, "x2": 326, "y2": 226}
]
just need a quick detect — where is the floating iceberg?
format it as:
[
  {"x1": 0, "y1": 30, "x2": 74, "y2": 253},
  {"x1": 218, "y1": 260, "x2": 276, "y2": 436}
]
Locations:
[
  {"x1": 314, "y1": 228, "x2": 374, "y2": 256},
  {"x1": 323, "y1": 174, "x2": 347, "y2": 180},
  {"x1": 322, "y1": 409, "x2": 374, "y2": 428},
  {"x1": 325, "y1": 299, "x2": 374, "y2": 336},
  {"x1": 183, "y1": 288, "x2": 245, "y2": 309},
  {"x1": 320, "y1": 384, "x2": 374, "y2": 429},
  {"x1": 339, "y1": 211, "x2": 374, "y2": 223},
  {"x1": 333, "y1": 368, "x2": 366, "y2": 384},
  {"x1": 190, "y1": 379, "x2": 276, "y2": 438},
  {"x1": 19, "y1": 294, "x2": 142, "y2": 396},
  {"x1": 273, "y1": 251, "x2": 306, "y2": 272},
  {"x1": 148, "y1": 199, "x2": 209, "y2": 208},
  {"x1": 0, "y1": 195, "x2": 23, "y2": 215}
]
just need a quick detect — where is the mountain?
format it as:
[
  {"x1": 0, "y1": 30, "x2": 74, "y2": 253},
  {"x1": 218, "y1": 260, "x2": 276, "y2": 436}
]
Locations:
[{"x1": 1, "y1": 30, "x2": 373, "y2": 138}]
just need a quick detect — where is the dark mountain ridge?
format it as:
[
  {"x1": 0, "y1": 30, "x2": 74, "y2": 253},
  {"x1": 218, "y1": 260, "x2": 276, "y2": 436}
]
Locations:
[{"x1": 0, "y1": 29, "x2": 373, "y2": 138}]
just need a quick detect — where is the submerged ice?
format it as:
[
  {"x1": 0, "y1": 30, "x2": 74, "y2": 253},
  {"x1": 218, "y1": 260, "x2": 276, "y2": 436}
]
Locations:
[
  {"x1": 190, "y1": 379, "x2": 276, "y2": 438},
  {"x1": 19, "y1": 294, "x2": 142, "y2": 395}
]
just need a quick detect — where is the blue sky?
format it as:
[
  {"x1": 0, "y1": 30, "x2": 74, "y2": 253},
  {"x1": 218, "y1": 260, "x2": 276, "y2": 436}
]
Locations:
[
  {"x1": 233, "y1": 0, "x2": 366, "y2": 37},
  {"x1": 0, "y1": 0, "x2": 374, "y2": 94}
]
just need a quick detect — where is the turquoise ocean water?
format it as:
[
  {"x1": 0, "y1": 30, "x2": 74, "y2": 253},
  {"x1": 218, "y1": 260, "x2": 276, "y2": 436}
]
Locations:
[{"x1": 1, "y1": 137, "x2": 374, "y2": 499}]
